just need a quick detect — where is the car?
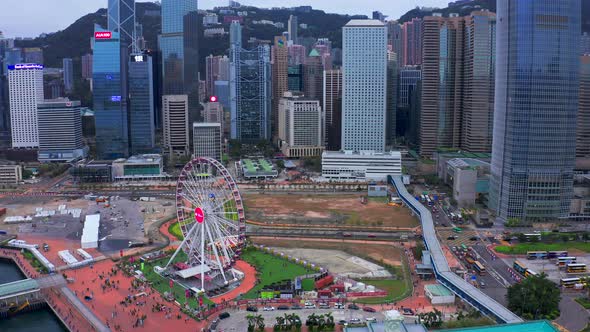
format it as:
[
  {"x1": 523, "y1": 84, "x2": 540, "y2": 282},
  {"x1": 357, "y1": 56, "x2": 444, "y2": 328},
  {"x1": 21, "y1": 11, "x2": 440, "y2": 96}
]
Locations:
[
  {"x1": 469, "y1": 236, "x2": 478, "y2": 241},
  {"x1": 365, "y1": 317, "x2": 377, "y2": 322},
  {"x1": 348, "y1": 304, "x2": 360, "y2": 310},
  {"x1": 402, "y1": 308, "x2": 415, "y2": 316},
  {"x1": 480, "y1": 281, "x2": 486, "y2": 289},
  {"x1": 218, "y1": 312, "x2": 230, "y2": 320},
  {"x1": 349, "y1": 318, "x2": 361, "y2": 323},
  {"x1": 263, "y1": 306, "x2": 275, "y2": 311},
  {"x1": 304, "y1": 302, "x2": 316, "y2": 309},
  {"x1": 362, "y1": 307, "x2": 376, "y2": 313},
  {"x1": 343, "y1": 232, "x2": 352, "y2": 237},
  {"x1": 277, "y1": 305, "x2": 290, "y2": 310},
  {"x1": 291, "y1": 305, "x2": 302, "y2": 310},
  {"x1": 447, "y1": 236, "x2": 457, "y2": 240},
  {"x1": 246, "y1": 306, "x2": 258, "y2": 312},
  {"x1": 338, "y1": 320, "x2": 347, "y2": 326},
  {"x1": 333, "y1": 303, "x2": 345, "y2": 309},
  {"x1": 319, "y1": 302, "x2": 330, "y2": 309},
  {"x1": 367, "y1": 234, "x2": 376, "y2": 238}
]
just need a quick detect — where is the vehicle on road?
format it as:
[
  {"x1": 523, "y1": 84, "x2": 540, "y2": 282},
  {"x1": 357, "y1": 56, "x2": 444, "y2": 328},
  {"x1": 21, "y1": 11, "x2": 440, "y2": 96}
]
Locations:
[
  {"x1": 291, "y1": 305, "x2": 302, "y2": 310},
  {"x1": 263, "y1": 306, "x2": 275, "y2": 311},
  {"x1": 363, "y1": 307, "x2": 376, "y2": 313},
  {"x1": 366, "y1": 317, "x2": 377, "y2": 322},
  {"x1": 333, "y1": 303, "x2": 345, "y2": 309},
  {"x1": 367, "y1": 234, "x2": 376, "y2": 238},
  {"x1": 319, "y1": 303, "x2": 330, "y2": 309},
  {"x1": 304, "y1": 302, "x2": 316, "y2": 309},
  {"x1": 338, "y1": 320, "x2": 347, "y2": 325},
  {"x1": 219, "y1": 312, "x2": 230, "y2": 320},
  {"x1": 469, "y1": 236, "x2": 478, "y2": 241},
  {"x1": 246, "y1": 306, "x2": 258, "y2": 312},
  {"x1": 447, "y1": 235, "x2": 457, "y2": 240},
  {"x1": 343, "y1": 232, "x2": 352, "y2": 237},
  {"x1": 480, "y1": 281, "x2": 486, "y2": 289},
  {"x1": 349, "y1": 318, "x2": 361, "y2": 323},
  {"x1": 277, "y1": 305, "x2": 289, "y2": 310},
  {"x1": 348, "y1": 304, "x2": 360, "y2": 310},
  {"x1": 402, "y1": 308, "x2": 415, "y2": 315}
]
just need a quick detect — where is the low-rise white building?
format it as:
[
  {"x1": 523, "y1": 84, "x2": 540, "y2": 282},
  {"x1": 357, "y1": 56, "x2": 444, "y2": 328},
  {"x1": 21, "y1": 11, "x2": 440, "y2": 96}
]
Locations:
[
  {"x1": 111, "y1": 154, "x2": 166, "y2": 181},
  {"x1": 321, "y1": 150, "x2": 401, "y2": 181},
  {"x1": 0, "y1": 165, "x2": 22, "y2": 184}
]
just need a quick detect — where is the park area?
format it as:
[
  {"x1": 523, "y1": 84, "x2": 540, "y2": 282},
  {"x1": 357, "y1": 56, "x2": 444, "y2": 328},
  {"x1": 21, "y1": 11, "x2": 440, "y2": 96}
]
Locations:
[
  {"x1": 240, "y1": 247, "x2": 316, "y2": 299},
  {"x1": 243, "y1": 194, "x2": 419, "y2": 229},
  {"x1": 495, "y1": 242, "x2": 590, "y2": 255}
]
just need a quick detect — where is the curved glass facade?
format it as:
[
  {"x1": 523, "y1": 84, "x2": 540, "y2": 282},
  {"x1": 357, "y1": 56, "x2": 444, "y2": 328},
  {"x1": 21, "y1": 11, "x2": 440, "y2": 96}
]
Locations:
[{"x1": 490, "y1": 0, "x2": 581, "y2": 222}]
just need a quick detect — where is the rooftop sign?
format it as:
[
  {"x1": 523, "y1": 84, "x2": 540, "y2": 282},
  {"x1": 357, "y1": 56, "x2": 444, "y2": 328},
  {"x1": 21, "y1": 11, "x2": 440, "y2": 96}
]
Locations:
[
  {"x1": 94, "y1": 31, "x2": 112, "y2": 39},
  {"x1": 7, "y1": 63, "x2": 44, "y2": 70}
]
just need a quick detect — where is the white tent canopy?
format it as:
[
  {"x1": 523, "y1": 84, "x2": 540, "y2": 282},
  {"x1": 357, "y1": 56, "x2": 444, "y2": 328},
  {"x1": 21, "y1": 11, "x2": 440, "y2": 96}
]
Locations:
[
  {"x1": 175, "y1": 265, "x2": 211, "y2": 279},
  {"x1": 81, "y1": 214, "x2": 100, "y2": 249}
]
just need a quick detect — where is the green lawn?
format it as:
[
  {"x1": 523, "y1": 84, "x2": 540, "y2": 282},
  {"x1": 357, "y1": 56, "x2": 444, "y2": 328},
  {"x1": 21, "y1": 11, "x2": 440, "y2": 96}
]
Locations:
[
  {"x1": 240, "y1": 248, "x2": 315, "y2": 299},
  {"x1": 354, "y1": 279, "x2": 409, "y2": 304},
  {"x1": 576, "y1": 297, "x2": 590, "y2": 309},
  {"x1": 301, "y1": 278, "x2": 315, "y2": 291},
  {"x1": 168, "y1": 222, "x2": 184, "y2": 241},
  {"x1": 139, "y1": 251, "x2": 213, "y2": 309},
  {"x1": 495, "y1": 242, "x2": 590, "y2": 254}
]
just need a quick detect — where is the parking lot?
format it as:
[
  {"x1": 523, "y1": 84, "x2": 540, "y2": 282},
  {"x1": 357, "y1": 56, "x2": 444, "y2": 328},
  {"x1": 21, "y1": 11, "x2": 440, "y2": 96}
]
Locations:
[
  {"x1": 215, "y1": 308, "x2": 386, "y2": 331},
  {"x1": 505, "y1": 255, "x2": 590, "y2": 283}
]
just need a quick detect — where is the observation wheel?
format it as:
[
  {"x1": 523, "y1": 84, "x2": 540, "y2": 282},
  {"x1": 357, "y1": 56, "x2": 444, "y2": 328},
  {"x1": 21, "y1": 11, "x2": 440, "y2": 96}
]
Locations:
[{"x1": 170, "y1": 157, "x2": 246, "y2": 290}]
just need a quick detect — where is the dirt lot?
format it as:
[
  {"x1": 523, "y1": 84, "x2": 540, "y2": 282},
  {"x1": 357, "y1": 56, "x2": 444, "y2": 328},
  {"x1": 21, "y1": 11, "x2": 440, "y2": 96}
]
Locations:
[
  {"x1": 251, "y1": 237, "x2": 404, "y2": 268},
  {"x1": 244, "y1": 194, "x2": 419, "y2": 228}
]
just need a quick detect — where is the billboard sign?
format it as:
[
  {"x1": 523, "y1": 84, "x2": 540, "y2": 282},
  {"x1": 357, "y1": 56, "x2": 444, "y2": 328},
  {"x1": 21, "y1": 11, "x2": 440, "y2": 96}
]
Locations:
[{"x1": 95, "y1": 31, "x2": 112, "y2": 39}]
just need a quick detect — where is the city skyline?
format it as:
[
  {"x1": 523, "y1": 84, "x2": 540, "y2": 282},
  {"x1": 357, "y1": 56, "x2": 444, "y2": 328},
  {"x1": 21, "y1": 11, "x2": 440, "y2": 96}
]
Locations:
[{"x1": 1, "y1": 0, "x2": 452, "y2": 38}]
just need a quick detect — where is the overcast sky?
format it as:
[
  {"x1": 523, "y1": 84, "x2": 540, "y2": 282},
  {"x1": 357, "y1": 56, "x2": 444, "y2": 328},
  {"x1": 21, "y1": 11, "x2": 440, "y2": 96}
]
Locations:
[{"x1": 0, "y1": 0, "x2": 449, "y2": 38}]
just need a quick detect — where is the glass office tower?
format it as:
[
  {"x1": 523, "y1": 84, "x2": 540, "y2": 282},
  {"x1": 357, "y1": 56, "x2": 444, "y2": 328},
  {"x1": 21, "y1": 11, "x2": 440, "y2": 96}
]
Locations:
[
  {"x1": 92, "y1": 25, "x2": 129, "y2": 159},
  {"x1": 159, "y1": 0, "x2": 199, "y2": 118},
  {"x1": 490, "y1": 0, "x2": 581, "y2": 223},
  {"x1": 129, "y1": 53, "x2": 155, "y2": 154}
]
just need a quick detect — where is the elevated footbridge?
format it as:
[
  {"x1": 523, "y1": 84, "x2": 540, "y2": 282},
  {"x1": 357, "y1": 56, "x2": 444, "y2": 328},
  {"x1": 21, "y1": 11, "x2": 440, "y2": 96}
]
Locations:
[{"x1": 389, "y1": 175, "x2": 522, "y2": 324}]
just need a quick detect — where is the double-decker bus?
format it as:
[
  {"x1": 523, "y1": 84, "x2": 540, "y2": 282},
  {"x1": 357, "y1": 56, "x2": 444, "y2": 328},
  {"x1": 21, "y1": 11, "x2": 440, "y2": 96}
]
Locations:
[
  {"x1": 557, "y1": 257, "x2": 577, "y2": 267},
  {"x1": 461, "y1": 244, "x2": 468, "y2": 252},
  {"x1": 524, "y1": 269, "x2": 538, "y2": 278},
  {"x1": 513, "y1": 260, "x2": 527, "y2": 274},
  {"x1": 547, "y1": 251, "x2": 568, "y2": 259},
  {"x1": 567, "y1": 263, "x2": 587, "y2": 274},
  {"x1": 473, "y1": 261, "x2": 486, "y2": 275},
  {"x1": 560, "y1": 277, "x2": 581, "y2": 288},
  {"x1": 453, "y1": 227, "x2": 463, "y2": 234},
  {"x1": 526, "y1": 251, "x2": 548, "y2": 260}
]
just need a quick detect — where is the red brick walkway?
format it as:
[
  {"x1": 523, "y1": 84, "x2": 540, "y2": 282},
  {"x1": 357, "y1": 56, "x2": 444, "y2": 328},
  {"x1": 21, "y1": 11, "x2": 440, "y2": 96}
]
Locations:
[{"x1": 210, "y1": 260, "x2": 256, "y2": 304}]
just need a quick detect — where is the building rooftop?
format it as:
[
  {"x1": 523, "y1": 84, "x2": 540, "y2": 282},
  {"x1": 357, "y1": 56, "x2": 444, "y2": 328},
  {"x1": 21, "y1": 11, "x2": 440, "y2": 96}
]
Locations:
[
  {"x1": 447, "y1": 158, "x2": 490, "y2": 169},
  {"x1": 114, "y1": 154, "x2": 162, "y2": 164},
  {"x1": 345, "y1": 19, "x2": 385, "y2": 27},
  {"x1": 438, "y1": 151, "x2": 492, "y2": 159},
  {"x1": 193, "y1": 122, "x2": 221, "y2": 128},
  {"x1": 425, "y1": 284, "x2": 453, "y2": 296},
  {"x1": 438, "y1": 320, "x2": 558, "y2": 332},
  {"x1": 323, "y1": 150, "x2": 401, "y2": 158},
  {"x1": 0, "y1": 279, "x2": 39, "y2": 299}
]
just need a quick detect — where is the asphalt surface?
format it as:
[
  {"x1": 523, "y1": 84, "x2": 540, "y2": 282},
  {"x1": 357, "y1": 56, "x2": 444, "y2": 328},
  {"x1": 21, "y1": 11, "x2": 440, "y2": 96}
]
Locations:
[{"x1": 215, "y1": 308, "x2": 386, "y2": 330}]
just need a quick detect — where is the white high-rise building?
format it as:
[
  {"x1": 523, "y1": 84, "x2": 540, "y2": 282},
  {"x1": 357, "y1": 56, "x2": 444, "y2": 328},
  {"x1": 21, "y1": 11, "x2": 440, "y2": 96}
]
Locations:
[
  {"x1": 8, "y1": 63, "x2": 44, "y2": 148},
  {"x1": 278, "y1": 92, "x2": 323, "y2": 158},
  {"x1": 342, "y1": 20, "x2": 387, "y2": 152},
  {"x1": 162, "y1": 95, "x2": 189, "y2": 156},
  {"x1": 193, "y1": 123, "x2": 222, "y2": 161}
]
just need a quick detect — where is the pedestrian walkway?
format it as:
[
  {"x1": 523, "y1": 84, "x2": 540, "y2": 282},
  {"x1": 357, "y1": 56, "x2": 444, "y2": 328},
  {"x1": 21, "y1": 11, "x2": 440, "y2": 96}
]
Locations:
[
  {"x1": 210, "y1": 260, "x2": 256, "y2": 304},
  {"x1": 60, "y1": 286, "x2": 110, "y2": 332}
]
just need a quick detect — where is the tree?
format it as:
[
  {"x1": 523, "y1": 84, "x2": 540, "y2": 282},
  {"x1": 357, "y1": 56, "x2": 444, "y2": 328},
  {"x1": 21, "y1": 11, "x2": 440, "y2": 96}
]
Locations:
[
  {"x1": 255, "y1": 314, "x2": 265, "y2": 332},
  {"x1": 247, "y1": 314, "x2": 256, "y2": 332},
  {"x1": 418, "y1": 308, "x2": 443, "y2": 328},
  {"x1": 507, "y1": 273, "x2": 560, "y2": 319}
]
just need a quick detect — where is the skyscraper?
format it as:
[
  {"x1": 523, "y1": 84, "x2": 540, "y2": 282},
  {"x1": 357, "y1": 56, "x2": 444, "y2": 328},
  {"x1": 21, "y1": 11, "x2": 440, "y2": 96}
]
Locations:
[
  {"x1": 271, "y1": 36, "x2": 288, "y2": 138},
  {"x1": 387, "y1": 21, "x2": 404, "y2": 67},
  {"x1": 159, "y1": 0, "x2": 199, "y2": 119},
  {"x1": 193, "y1": 123, "x2": 222, "y2": 160},
  {"x1": 278, "y1": 92, "x2": 323, "y2": 158},
  {"x1": 92, "y1": 26, "x2": 129, "y2": 159},
  {"x1": 23, "y1": 48, "x2": 43, "y2": 64},
  {"x1": 490, "y1": 0, "x2": 581, "y2": 223},
  {"x1": 397, "y1": 66, "x2": 421, "y2": 141},
  {"x1": 419, "y1": 14, "x2": 465, "y2": 157},
  {"x1": 461, "y1": 11, "x2": 496, "y2": 153},
  {"x1": 162, "y1": 95, "x2": 189, "y2": 156},
  {"x1": 81, "y1": 54, "x2": 93, "y2": 80},
  {"x1": 386, "y1": 51, "x2": 398, "y2": 145},
  {"x1": 577, "y1": 55, "x2": 590, "y2": 158},
  {"x1": 229, "y1": 22, "x2": 272, "y2": 142},
  {"x1": 323, "y1": 69, "x2": 342, "y2": 150},
  {"x1": 342, "y1": 20, "x2": 387, "y2": 152},
  {"x1": 62, "y1": 58, "x2": 74, "y2": 93},
  {"x1": 288, "y1": 44, "x2": 306, "y2": 66},
  {"x1": 206, "y1": 55, "x2": 229, "y2": 98},
  {"x1": 581, "y1": 32, "x2": 590, "y2": 55},
  {"x1": 402, "y1": 18, "x2": 422, "y2": 66},
  {"x1": 108, "y1": 0, "x2": 136, "y2": 51},
  {"x1": 129, "y1": 52, "x2": 155, "y2": 154},
  {"x1": 7, "y1": 63, "x2": 44, "y2": 148},
  {"x1": 37, "y1": 99, "x2": 88, "y2": 162},
  {"x1": 288, "y1": 15, "x2": 298, "y2": 44},
  {"x1": 304, "y1": 49, "x2": 323, "y2": 104}
]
